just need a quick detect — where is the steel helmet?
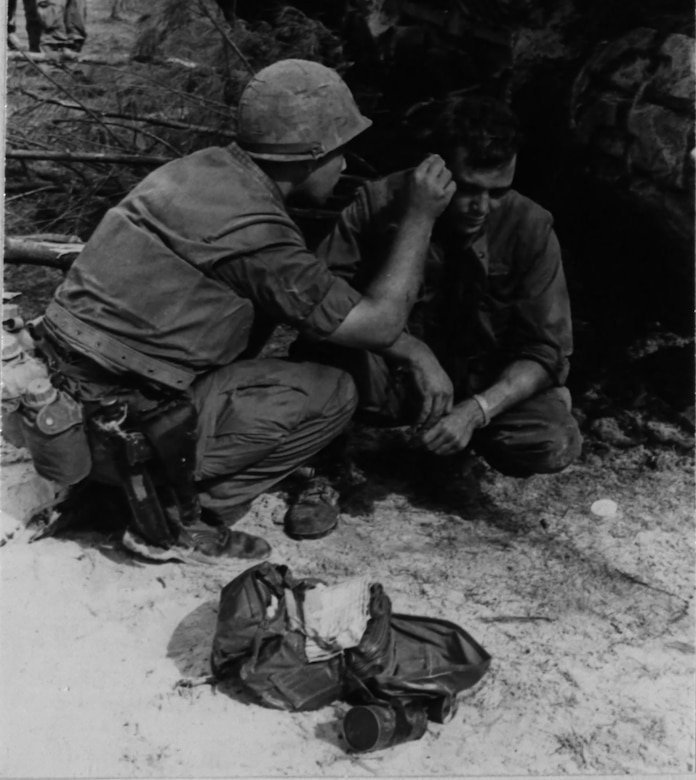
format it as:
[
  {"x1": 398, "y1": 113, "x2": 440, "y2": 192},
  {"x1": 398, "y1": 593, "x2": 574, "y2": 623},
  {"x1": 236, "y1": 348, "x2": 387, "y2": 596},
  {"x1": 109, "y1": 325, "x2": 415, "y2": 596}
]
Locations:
[{"x1": 237, "y1": 59, "x2": 372, "y2": 161}]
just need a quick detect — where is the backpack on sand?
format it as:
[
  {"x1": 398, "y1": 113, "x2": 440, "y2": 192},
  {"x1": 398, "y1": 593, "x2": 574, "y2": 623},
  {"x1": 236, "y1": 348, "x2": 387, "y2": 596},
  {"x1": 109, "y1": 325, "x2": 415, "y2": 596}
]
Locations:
[{"x1": 210, "y1": 562, "x2": 491, "y2": 717}]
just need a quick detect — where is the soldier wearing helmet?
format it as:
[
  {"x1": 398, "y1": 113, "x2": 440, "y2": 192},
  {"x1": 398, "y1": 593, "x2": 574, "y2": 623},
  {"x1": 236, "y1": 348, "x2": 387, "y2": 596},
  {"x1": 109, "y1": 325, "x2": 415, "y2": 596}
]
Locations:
[{"x1": 38, "y1": 59, "x2": 455, "y2": 558}]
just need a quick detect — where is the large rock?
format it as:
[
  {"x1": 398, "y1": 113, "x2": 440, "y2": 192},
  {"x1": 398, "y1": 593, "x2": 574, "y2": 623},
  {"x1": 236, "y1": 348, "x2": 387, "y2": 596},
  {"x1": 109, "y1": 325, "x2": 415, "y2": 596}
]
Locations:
[
  {"x1": 649, "y1": 33, "x2": 695, "y2": 107},
  {"x1": 626, "y1": 103, "x2": 691, "y2": 189},
  {"x1": 571, "y1": 28, "x2": 695, "y2": 255}
]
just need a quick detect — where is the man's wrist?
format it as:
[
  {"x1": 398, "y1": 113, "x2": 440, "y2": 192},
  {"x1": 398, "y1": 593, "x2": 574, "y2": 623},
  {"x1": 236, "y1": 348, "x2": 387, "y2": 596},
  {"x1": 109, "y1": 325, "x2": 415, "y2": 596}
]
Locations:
[
  {"x1": 471, "y1": 393, "x2": 491, "y2": 428},
  {"x1": 386, "y1": 334, "x2": 430, "y2": 366}
]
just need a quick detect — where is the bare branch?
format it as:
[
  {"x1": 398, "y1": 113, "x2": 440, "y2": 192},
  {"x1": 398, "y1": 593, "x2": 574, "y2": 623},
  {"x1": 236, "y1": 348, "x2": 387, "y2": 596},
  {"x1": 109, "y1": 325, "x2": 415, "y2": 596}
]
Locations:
[
  {"x1": 5, "y1": 186, "x2": 61, "y2": 201},
  {"x1": 19, "y1": 88, "x2": 235, "y2": 138},
  {"x1": 7, "y1": 150, "x2": 174, "y2": 165},
  {"x1": 7, "y1": 50, "x2": 129, "y2": 65},
  {"x1": 196, "y1": 0, "x2": 254, "y2": 75},
  {"x1": 98, "y1": 64, "x2": 233, "y2": 117},
  {"x1": 15, "y1": 233, "x2": 83, "y2": 243},
  {"x1": 51, "y1": 118, "x2": 183, "y2": 156},
  {"x1": 12, "y1": 48, "x2": 130, "y2": 150}
]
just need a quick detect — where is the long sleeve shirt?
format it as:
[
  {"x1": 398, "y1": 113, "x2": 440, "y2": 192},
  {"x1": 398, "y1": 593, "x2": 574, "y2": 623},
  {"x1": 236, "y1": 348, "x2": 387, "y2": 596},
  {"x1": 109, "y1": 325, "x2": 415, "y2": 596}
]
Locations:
[{"x1": 317, "y1": 170, "x2": 573, "y2": 390}]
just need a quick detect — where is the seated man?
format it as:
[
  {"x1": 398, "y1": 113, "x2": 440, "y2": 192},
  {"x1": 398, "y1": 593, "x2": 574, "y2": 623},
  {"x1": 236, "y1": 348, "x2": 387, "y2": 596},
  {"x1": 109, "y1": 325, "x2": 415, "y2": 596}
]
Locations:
[
  {"x1": 37, "y1": 59, "x2": 455, "y2": 557},
  {"x1": 311, "y1": 95, "x2": 582, "y2": 488}
]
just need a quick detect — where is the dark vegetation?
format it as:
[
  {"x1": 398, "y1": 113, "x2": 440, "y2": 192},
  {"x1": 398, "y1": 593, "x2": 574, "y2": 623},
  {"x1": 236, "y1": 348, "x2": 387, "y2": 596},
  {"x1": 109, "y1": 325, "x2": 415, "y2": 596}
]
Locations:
[{"x1": 4, "y1": 0, "x2": 694, "y2": 454}]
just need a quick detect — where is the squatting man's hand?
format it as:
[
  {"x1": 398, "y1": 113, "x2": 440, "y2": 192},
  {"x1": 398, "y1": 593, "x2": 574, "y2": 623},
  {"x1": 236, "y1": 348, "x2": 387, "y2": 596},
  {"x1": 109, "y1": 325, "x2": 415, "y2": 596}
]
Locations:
[
  {"x1": 405, "y1": 154, "x2": 456, "y2": 220},
  {"x1": 416, "y1": 398, "x2": 486, "y2": 456},
  {"x1": 409, "y1": 346, "x2": 454, "y2": 434}
]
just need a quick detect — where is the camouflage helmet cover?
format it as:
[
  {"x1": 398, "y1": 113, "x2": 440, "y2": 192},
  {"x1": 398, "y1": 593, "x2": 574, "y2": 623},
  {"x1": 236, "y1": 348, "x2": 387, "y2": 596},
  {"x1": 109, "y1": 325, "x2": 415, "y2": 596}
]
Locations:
[{"x1": 237, "y1": 59, "x2": 372, "y2": 161}]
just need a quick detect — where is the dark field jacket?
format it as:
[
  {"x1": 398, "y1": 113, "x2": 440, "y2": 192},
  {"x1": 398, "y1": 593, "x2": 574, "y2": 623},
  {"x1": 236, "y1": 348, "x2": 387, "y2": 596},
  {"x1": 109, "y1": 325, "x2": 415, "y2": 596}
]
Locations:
[
  {"x1": 47, "y1": 144, "x2": 361, "y2": 389},
  {"x1": 318, "y1": 171, "x2": 573, "y2": 389}
]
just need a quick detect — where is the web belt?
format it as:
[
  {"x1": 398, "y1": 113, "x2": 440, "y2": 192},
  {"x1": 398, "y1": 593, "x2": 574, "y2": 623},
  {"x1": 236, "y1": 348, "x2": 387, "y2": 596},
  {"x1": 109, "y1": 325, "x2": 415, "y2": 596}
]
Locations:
[{"x1": 45, "y1": 301, "x2": 196, "y2": 391}]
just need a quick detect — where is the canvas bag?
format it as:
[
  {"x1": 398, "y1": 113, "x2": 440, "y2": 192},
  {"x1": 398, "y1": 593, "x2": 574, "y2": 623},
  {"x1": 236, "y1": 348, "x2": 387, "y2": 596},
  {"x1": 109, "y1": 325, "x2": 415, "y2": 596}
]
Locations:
[
  {"x1": 210, "y1": 562, "x2": 491, "y2": 712},
  {"x1": 210, "y1": 562, "x2": 348, "y2": 711},
  {"x1": 346, "y1": 613, "x2": 491, "y2": 715}
]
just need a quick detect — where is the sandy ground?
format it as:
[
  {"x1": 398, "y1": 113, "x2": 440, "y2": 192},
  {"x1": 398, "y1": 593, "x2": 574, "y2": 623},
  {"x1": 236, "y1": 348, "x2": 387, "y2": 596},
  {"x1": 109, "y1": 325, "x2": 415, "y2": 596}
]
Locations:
[
  {"x1": 2, "y1": 2, "x2": 695, "y2": 777},
  {"x1": 1, "y1": 430, "x2": 694, "y2": 777}
]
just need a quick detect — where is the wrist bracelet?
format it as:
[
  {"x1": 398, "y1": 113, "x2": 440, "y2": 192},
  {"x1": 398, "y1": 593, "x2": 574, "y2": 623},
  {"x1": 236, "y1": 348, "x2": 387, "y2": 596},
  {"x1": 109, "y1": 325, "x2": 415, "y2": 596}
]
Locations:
[{"x1": 471, "y1": 393, "x2": 491, "y2": 427}]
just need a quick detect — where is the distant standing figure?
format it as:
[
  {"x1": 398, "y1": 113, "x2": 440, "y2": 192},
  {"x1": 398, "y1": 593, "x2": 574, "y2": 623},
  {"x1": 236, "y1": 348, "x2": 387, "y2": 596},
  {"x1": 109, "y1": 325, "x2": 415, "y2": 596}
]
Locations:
[
  {"x1": 7, "y1": 0, "x2": 43, "y2": 52},
  {"x1": 36, "y1": 0, "x2": 87, "y2": 51}
]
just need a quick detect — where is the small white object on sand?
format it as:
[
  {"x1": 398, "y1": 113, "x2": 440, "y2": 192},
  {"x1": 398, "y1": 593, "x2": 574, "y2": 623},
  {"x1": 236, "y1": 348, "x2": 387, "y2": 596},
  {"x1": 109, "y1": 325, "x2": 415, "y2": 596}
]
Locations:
[{"x1": 590, "y1": 498, "x2": 618, "y2": 518}]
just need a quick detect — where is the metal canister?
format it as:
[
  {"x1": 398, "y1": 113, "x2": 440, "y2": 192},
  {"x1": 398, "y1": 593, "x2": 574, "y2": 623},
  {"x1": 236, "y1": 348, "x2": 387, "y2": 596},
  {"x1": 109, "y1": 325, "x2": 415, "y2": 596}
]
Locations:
[
  {"x1": 343, "y1": 702, "x2": 428, "y2": 752},
  {"x1": 427, "y1": 694, "x2": 459, "y2": 724}
]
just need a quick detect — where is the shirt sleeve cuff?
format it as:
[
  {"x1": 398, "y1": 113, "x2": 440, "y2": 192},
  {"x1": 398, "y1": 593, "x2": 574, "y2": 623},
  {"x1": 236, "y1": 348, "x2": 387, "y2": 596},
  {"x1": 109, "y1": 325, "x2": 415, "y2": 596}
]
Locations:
[
  {"x1": 297, "y1": 276, "x2": 362, "y2": 339},
  {"x1": 515, "y1": 346, "x2": 570, "y2": 386}
]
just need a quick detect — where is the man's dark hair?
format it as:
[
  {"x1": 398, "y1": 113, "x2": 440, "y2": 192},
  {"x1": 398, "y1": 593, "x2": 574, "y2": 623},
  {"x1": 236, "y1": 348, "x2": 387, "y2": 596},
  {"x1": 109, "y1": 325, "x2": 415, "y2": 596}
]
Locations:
[{"x1": 429, "y1": 95, "x2": 521, "y2": 168}]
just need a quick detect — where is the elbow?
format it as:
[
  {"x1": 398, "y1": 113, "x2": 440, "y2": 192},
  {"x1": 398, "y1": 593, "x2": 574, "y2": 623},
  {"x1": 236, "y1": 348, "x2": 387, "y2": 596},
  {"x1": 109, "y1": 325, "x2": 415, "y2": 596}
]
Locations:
[
  {"x1": 334, "y1": 298, "x2": 408, "y2": 349},
  {"x1": 370, "y1": 327, "x2": 401, "y2": 350},
  {"x1": 364, "y1": 299, "x2": 409, "y2": 348},
  {"x1": 359, "y1": 315, "x2": 403, "y2": 349}
]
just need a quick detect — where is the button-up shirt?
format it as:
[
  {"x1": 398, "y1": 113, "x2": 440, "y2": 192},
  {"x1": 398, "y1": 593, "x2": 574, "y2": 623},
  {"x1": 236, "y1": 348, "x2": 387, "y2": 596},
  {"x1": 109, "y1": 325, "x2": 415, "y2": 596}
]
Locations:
[{"x1": 317, "y1": 170, "x2": 573, "y2": 390}]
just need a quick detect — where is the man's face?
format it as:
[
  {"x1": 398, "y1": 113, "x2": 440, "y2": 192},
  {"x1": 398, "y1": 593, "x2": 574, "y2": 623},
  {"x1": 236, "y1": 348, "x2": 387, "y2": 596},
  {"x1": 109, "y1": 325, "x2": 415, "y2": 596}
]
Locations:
[
  {"x1": 292, "y1": 149, "x2": 346, "y2": 205},
  {"x1": 441, "y1": 147, "x2": 516, "y2": 238}
]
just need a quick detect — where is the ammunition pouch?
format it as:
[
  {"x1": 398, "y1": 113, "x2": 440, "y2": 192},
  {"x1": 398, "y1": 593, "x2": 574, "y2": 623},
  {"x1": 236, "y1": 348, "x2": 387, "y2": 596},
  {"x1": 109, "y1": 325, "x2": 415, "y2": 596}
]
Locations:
[{"x1": 88, "y1": 395, "x2": 202, "y2": 548}]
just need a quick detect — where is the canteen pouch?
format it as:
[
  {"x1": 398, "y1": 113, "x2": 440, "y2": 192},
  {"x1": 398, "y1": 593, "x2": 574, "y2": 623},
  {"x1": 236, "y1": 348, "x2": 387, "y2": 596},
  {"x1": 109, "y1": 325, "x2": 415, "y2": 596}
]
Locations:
[{"x1": 19, "y1": 390, "x2": 92, "y2": 485}]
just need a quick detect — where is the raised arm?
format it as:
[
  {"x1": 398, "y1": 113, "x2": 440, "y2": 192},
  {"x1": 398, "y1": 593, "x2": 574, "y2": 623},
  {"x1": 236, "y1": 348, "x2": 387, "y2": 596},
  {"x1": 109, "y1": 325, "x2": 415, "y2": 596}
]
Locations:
[{"x1": 324, "y1": 155, "x2": 455, "y2": 350}]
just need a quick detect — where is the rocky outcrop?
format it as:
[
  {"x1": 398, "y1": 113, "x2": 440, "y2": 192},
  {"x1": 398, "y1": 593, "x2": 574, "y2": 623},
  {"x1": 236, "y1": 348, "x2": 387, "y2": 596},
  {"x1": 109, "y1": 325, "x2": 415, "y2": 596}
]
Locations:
[
  {"x1": 571, "y1": 28, "x2": 694, "y2": 252},
  {"x1": 334, "y1": 2, "x2": 694, "y2": 258}
]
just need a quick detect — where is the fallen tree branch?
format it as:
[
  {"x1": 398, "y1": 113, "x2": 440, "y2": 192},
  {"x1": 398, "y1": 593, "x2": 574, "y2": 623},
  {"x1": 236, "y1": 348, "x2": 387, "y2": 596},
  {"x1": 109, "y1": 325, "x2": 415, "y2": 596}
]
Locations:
[
  {"x1": 51, "y1": 117, "x2": 183, "y2": 156},
  {"x1": 20, "y1": 88, "x2": 235, "y2": 137},
  {"x1": 7, "y1": 49, "x2": 130, "y2": 65},
  {"x1": 8, "y1": 50, "x2": 216, "y2": 70},
  {"x1": 6, "y1": 149, "x2": 174, "y2": 165},
  {"x1": 612, "y1": 566, "x2": 688, "y2": 603},
  {"x1": 4, "y1": 237, "x2": 83, "y2": 270},
  {"x1": 15, "y1": 233, "x2": 82, "y2": 243}
]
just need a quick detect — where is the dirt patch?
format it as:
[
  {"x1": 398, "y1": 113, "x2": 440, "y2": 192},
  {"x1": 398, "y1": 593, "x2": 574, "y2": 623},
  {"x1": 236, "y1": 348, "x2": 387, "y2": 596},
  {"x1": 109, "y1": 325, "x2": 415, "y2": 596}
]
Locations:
[{"x1": 1, "y1": 428, "x2": 694, "y2": 776}]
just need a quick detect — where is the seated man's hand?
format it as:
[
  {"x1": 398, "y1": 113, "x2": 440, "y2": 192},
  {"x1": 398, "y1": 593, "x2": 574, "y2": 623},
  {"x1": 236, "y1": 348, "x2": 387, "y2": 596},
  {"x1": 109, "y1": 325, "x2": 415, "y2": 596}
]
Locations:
[{"x1": 417, "y1": 398, "x2": 484, "y2": 456}]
